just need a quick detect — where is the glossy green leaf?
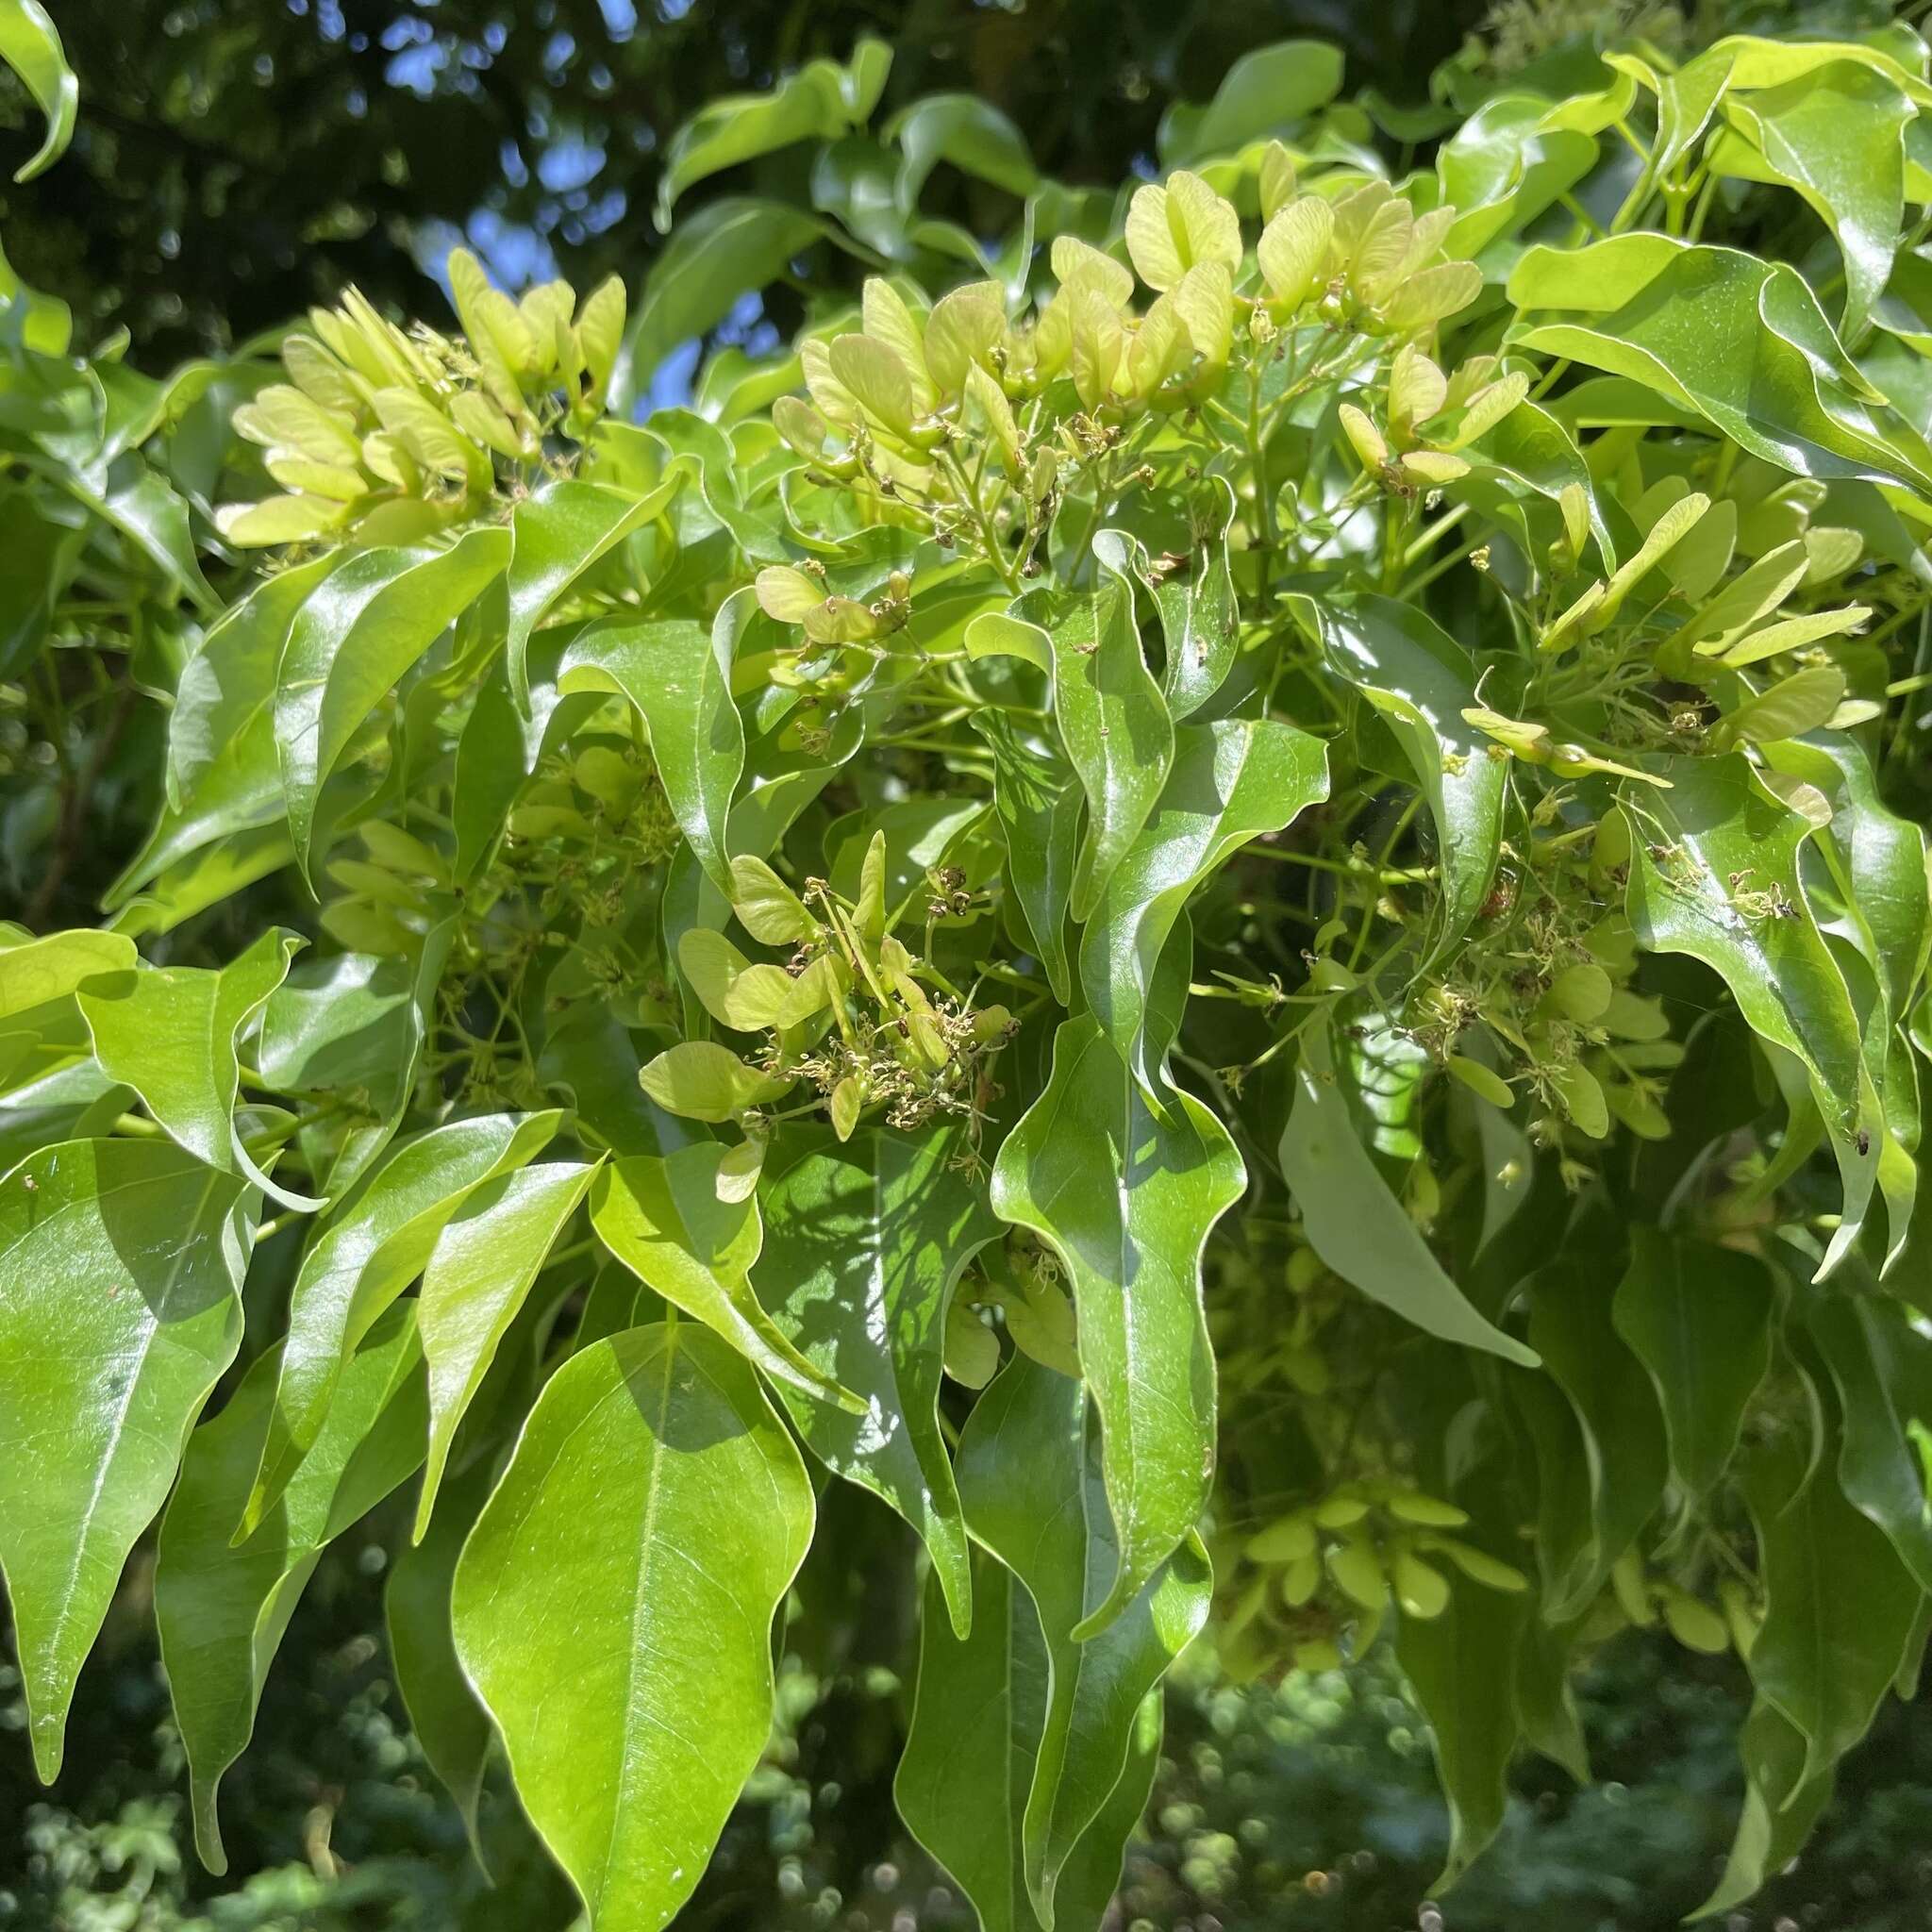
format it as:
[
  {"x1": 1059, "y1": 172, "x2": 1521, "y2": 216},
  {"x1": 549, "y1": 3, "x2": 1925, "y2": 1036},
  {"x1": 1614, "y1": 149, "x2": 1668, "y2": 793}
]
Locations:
[
  {"x1": 1714, "y1": 59, "x2": 1912, "y2": 338},
  {"x1": 755, "y1": 1126, "x2": 999, "y2": 1635},
  {"x1": 590, "y1": 1144, "x2": 862, "y2": 1414},
  {"x1": 0, "y1": 927, "x2": 136, "y2": 1022},
  {"x1": 414, "y1": 1158, "x2": 599, "y2": 1539},
  {"x1": 275, "y1": 526, "x2": 509, "y2": 874},
  {"x1": 1693, "y1": 1698, "x2": 1836, "y2": 1923},
  {"x1": 504, "y1": 476, "x2": 673, "y2": 710},
  {"x1": 992, "y1": 1018, "x2": 1241, "y2": 1636},
  {"x1": 1049, "y1": 558, "x2": 1174, "y2": 923},
  {"x1": 0, "y1": 1138, "x2": 251, "y2": 1781},
  {"x1": 1611, "y1": 1226, "x2": 1773, "y2": 1502},
  {"x1": 78, "y1": 927, "x2": 317, "y2": 1210},
  {"x1": 559, "y1": 603, "x2": 746, "y2": 895},
  {"x1": 1510, "y1": 237, "x2": 1932, "y2": 492},
  {"x1": 0, "y1": 0, "x2": 78, "y2": 181},
  {"x1": 451, "y1": 1323, "x2": 813, "y2": 1932},
  {"x1": 1280, "y1": 1025, "x2": 1538, "y2": 1367},
  {"x1": 1292, "y1": 592, "x2": 1503, "y2": 965},
  {"x1": 156, "y1": 1303, "x2": 425, "y2": 1872},
  {"x1": 887, "y1": 93, "x2": 1037, "y2": 211},
  {"x1": 1158, "y1": 40, "x2": 1343, "y2": 165},
  {"x1": 241, "y1": 1111, "x2": 560, "y2": 1538},
  {"x1": 1080, "y1": 717, "x2": 1326, "y2": 1091}
]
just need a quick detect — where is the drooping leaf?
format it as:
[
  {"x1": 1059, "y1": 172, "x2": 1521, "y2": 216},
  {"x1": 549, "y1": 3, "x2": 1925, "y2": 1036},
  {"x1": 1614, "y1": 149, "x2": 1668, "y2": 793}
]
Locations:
[
  {"x1": 992, "y1": 1017, "x2": 1241, "y2": 1636},
  {"x1": 972, "y1": 708, "x2": 1082, "y2": 1005},
  {"x1": 156, "y1": 1303, "x2": 425, "y2": 1872},
  {"x1": 1693, "y1": 1698, "x2": 1836, "y2": 1923},
  {"x1": 1741, "y1": 1424, "x2": 1923, "y2": 1785},
  {"x1": 1280, "y1": 1025, "x2": 1538, "y2": 1367},
  {"x1": 451, "y1": 1323, "x2": 814, "y2": 1932},
  {"x1": 0, "y1": 1138, "x2": 251, "y2": 1781},
  {"x1": 754, "y1": 1126, "x2": 999, "y2": 1636},
  {"x1": 0, "y1": 0, "x2": 78, "y2": 181},
  {"x1": 1611, "y1": 1226, "x2": 1773, "y2": 1501}
]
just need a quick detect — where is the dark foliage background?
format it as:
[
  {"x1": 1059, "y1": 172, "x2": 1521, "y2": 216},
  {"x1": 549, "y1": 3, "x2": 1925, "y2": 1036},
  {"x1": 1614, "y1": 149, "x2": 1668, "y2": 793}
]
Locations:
[{"x1": 6, "y1": 1, "x2": 1929, "y2": 1927}]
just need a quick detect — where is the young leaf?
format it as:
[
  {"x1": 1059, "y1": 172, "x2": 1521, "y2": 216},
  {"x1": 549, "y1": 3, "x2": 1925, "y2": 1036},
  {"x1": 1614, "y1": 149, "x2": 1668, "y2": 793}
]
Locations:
[
  {"x1": 0, "y1": 1139, "x2": 252, "y2": 1781},
  {"x1": 992, "y1": 1018, "x2": 1241, "y2": 1637},
  {"x1": 451, "y1": 1324, "x2": 813, "y2": 1932}
]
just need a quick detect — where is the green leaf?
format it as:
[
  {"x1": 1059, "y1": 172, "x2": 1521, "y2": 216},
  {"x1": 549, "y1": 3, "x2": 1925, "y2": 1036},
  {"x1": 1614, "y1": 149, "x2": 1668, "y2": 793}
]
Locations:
[
  {"x1": 0, "y1": 0, "x2": 76, "y2": 182},
  {"x1": 241, "y1": 1111, "x2": 560, "y2": 1539},
  {"x1": 590, "y1": 1145, "x2": 862, "y2": 1414},
  {"x1": 1157, "y1": 41, "x2": 1343, "y2": 166},
  {"x1": 1741, "y1": 1424, "x2": 1922, "y2": 1785},
  {"x1": 1292, "y1": 592, "x2": 1503, "y2": 965},
  {"x1": 451, "y1": 1323, "x2": 813, "y2": 1932},
  {"x1": 1524, "y1": 1242, "x2": 1667, "y2": 1620},
  {"x1": 754, "y1": 1126, "x2": 999, "y2": 1637},
  {"x1": 1713, "y1": 59, "x2": 1912, "y2": 339},
  {"x1": 1611, "y1": 1226, "x2": 1773, "y2": 1502},
  {"x1": 960, "y1": 1356, "x2": 1210, "y2": 1921},
  {"x1": 387, "y1": 1456, "x2": 495, "y2": 1862},
  {"x1": 655, "y1": 40, "x2": 890, "y2": 228},
  {"x1": 1437, "y1": 94, "x2": 1597, "y2": 260},
  {"x1": 886, "y1": 94, "x2": 1038, "y2": 213},
  {"x1": 970, "y1": 709, "x2": 1081, "y2": 1005},
  {"x1": 1049, "y1": 557, "x2": 1174, "y2": 923},
  {"x1": 1080, "y1": 717, "x2": 1327, "y2": 1091},
  {"x1": 559, "y1": 603, "x2": 747, "y2": 896},
  {"x1": 254, "y1": 933, "x2": 452, "y2": 1201},
  {"x1": 0, "y1": 1138, "x2": 251, "y2": 1781},
  {"x1": 414, "y1": 1158, "x2": 600, "y2": 1539},
  {"x1": 1623, "y1": 754, "x2": 1883, "y2": 1274},
  {"x1": 992, "y1": 1018, "x2": 1242, "y2": 1637},
  {"x1": 1510, "y1": 237, "x2": 1932, "y2": 491},
  {"x1": 1693, "y1": 1698, "x2": 1836, "y2": 1923},
  {"x1": 77, "y1": 928, "x2": 318, "y2": 1211},
  {"x1": 0, "y1": 927, "x2": 136, "y2": 1022},
  {"x1": 1280, "y1": 1025, "x2": 1538, "y2": 1367},
  {"x1": 504, "y1": 476, "x2": 673, "y2": 711},
  {"x1": 1397, "y1": 1573, "x2": 1530, "y2": 1891},
  {"x1": 156, "y1": 1303, "x2": 426, "y2": 1873},
  {"x1": 1807, "y1": 1291, "x2": 1932, "y2": 1593},
  {"x1": 615, "y1": 199, "x2": 832, "y2": 408},
  {"x1": 898, "y1": 1552, "x2": 1164, "y2": 1932},
  {"x1": 275, "y1": 527, "x2": 510, "y2": 874}
]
